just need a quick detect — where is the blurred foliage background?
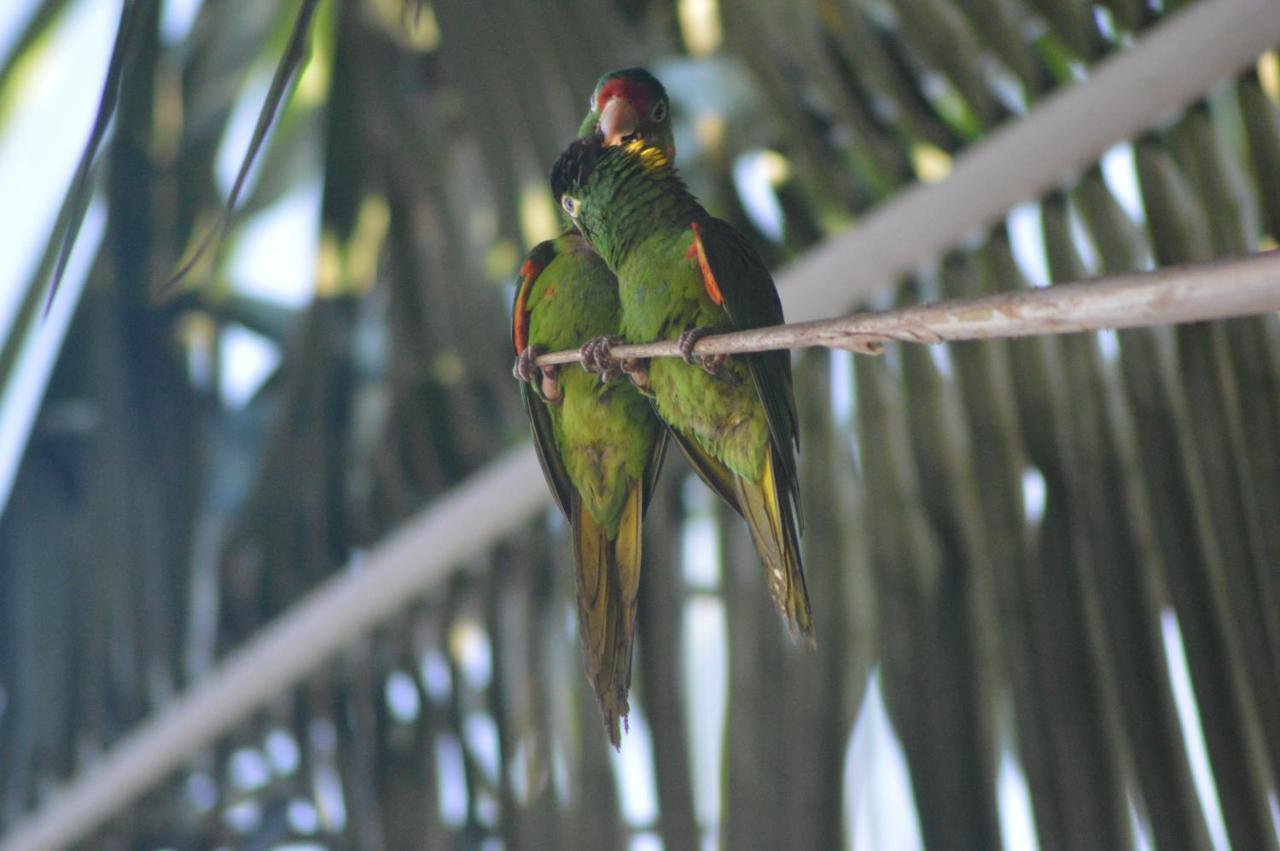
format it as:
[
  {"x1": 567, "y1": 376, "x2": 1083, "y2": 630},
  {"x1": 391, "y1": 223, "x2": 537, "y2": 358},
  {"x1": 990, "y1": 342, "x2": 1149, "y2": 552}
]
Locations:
[{"x1": 2, "y1": 0, "x2": 1280, "y2": 848}]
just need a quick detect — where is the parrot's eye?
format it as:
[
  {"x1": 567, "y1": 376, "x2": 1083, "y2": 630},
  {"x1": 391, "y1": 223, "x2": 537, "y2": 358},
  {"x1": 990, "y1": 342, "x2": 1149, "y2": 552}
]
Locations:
[
  {"x1": 561, "y1": 195, "x2": 581, "y2": 217},
  {"x1": 650, "y1": 100, "x2": 668, "y2": 122}
]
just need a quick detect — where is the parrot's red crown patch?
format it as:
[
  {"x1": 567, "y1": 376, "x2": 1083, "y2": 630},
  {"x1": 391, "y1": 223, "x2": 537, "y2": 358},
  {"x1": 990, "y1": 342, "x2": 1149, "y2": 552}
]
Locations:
[
  {"x1": 592, "y1": 68, "x2": 666, "y2": 115},
  {"x1": 596, "y1": 78, "x2": 649, "y2": 114}
]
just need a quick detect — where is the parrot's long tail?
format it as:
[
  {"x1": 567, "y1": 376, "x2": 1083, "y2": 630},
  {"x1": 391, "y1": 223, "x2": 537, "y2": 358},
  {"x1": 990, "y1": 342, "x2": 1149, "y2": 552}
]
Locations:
[
  {"x1": 734, "y1": 448, "x2": 813, "y2": 639},
  {"x1": 571, "y1": 484, "x2": 644, "y2": 749}
]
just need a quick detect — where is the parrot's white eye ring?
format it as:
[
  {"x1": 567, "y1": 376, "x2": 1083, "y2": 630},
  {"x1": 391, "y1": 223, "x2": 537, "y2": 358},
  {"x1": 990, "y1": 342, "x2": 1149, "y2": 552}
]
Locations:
[
  {"x1": 650, "y1": 100, "x2": 668, "y2": 122},
  {"x1": 562, "y1": 195, "x2": 580, "y2": 217}
]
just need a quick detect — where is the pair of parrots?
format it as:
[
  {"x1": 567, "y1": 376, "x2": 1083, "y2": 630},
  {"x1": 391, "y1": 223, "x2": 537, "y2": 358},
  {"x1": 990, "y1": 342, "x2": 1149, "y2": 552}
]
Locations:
[{"x1": 511, "y1": 69, "x2": 809, "y2": 747}]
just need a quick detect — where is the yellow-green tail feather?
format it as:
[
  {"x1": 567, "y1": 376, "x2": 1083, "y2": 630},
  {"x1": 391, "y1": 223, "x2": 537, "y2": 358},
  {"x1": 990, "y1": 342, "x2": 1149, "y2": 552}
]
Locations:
[
  {"x1": 571, "y1": 484, "x2": 644, "y2": 748},
  {"x1": 733, "y1": 449, "x2": 812, "y2": 638}
]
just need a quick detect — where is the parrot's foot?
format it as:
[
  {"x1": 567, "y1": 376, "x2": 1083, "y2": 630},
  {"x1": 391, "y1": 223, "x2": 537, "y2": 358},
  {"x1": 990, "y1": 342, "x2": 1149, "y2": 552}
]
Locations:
[
  {"x1": 580, "y1": 335, "x2": 651, "y2": 391},
  {"x1": 678, "y1": 327, "x2": 727, "y2": 375},
  {"x1": 579, "y1": 335, "x2": 626, "y2": 381},
  {"x1": 513, "y1": 346, "x2": 562, "y2": 402},
  {"x1": 513, "y1": 345, "x2": 542, "y2": 383},
  {"x1": 578, "y1": 335, "x2": 632, "y2": 381}
]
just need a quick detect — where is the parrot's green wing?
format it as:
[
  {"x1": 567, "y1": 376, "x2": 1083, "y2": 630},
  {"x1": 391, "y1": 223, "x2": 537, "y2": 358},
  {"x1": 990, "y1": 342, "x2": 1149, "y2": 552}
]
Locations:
[
  {"x1": 641, "y1": 424, "x2": 671, "y2": 511},
  {"x1": 691, "y1": 217, "x2": 802, "y2": 511},
  {"x1": 522, "y1": 383, "x2": 573, "y2": 517},
  {"x1": 663, "y1": 425, "x2": 744, "y2": 519},
  {"x1": 513, "y1": 240, "x2": 573, "y2": 518},
  {"x1": 691, "y1": 218, "x2": 810, "y2": 632}
]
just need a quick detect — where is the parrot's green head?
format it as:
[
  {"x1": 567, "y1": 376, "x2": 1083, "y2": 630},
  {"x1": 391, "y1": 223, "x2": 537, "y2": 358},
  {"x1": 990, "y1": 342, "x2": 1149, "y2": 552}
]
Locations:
[
  {"x1": 578, "y1": 68, "x2": 675, "y2": 160},
  {"x1": 550, "y1": 136, "x2": 682, "y2": 265}
]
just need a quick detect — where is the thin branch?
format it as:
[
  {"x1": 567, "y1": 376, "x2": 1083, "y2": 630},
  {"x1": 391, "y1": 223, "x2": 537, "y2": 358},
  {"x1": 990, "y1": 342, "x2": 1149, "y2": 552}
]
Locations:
[{"x1": 534, "y1": 251, "x2": 1280, "y2": 367}]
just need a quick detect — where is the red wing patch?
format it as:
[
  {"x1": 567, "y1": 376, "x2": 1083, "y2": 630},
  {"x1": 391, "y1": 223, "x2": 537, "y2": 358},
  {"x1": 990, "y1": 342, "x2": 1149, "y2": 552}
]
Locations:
[
  {"x1": 512, "y1": 257, "x2": 544, "y2": 354},
  {"x1": 689, "y1": 222, "x2": 724, "y2": 306}
]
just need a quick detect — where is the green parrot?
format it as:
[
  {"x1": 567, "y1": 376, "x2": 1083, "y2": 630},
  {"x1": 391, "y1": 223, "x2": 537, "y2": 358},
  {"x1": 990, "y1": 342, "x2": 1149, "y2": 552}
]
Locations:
[
  {"x1": 511, "y1": 69, "x2": 673, "y2": 746},
  {"x1": 550, "y1": 136, "x2": 813, "y2": 637}
]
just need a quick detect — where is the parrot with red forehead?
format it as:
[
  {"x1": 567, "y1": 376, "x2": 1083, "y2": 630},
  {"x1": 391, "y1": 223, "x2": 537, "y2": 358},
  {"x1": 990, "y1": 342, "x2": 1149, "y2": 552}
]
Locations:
[
  {"x1": 511, "y1": 68, "x2": 673, "y2": 746},
  {"x1": 579, "y1": 67, "x2": 675, "y2": 157},
  {"x1": 550, "y1": 136, "x2": 813, "y2": 637}
]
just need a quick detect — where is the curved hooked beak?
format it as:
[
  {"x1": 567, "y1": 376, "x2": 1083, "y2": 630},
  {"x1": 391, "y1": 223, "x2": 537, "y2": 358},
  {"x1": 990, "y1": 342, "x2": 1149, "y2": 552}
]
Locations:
[{"x1": 598, "y1": 96, "x2": 639, "y2": 147}]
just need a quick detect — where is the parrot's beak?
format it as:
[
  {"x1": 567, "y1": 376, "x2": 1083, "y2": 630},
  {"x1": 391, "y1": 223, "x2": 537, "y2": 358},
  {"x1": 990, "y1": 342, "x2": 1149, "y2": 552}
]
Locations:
[{"x1": 598, "y1": 97, "x2": 639, "y2": 147}]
